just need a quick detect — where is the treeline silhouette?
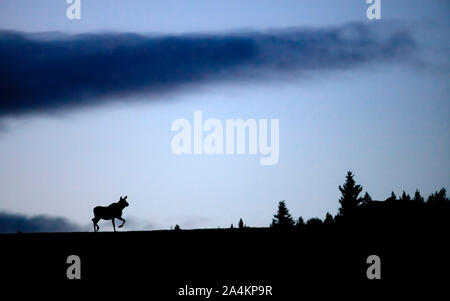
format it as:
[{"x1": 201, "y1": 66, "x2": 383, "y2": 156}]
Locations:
[
  {"x1": 1, "y1": 171, "x2": 448, "y2": 283},
  {"x1": 222, "y1": 171, "x2": 449, "y2": 232}
]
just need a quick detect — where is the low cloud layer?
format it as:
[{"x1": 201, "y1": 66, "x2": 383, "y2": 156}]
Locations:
[
  {"x1": 0, "y1": 211, "x2": 160, "y2": 233},
  {"x1": 0, "y1": 211, "x2": 81, "y2": 233},
  {"x1": 0, "y1": 23, "x2": 415, "y2": 116}
]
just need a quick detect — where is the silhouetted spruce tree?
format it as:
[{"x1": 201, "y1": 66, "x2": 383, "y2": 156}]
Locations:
[
  {"x1": 338, "y1": 171, "x2": 363, "y2": 217},
  {"x1": 427, "y1": 188, "x2": 449, "y2": 206},
  {"x1": 399, "y1": 191, "x2": 411, "y2": 202},
  {"x1": 324, "y1": 212, "x2": 334, "y2": 225},
  {"x1": 174, "y1": 224, "x2": 181, "y2": 231},
  {"x1": 271, "y1": 200, "x2": 295, "y2": 229},
  {"x1": 295, "y1": 217, "x2": 305, "y2": 229},
  {"x1": 385, "y1": 191, "x2": 397, "y2": 203},
  {"x1": 361, "y1": 192, "x2": 373, "y2": 205},
  {"x1": 412, "y1": 189, "x2": 424, "y2": 204},
  {"x1": 238, "y1": 218, "x2": 244, "y2": 229}
]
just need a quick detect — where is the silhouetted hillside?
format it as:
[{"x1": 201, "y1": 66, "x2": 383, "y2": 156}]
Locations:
[
  {"x1": 0, "y1": 220, "x2": 448, "y2": 285},
  {"x1": 1, "y1": 171, "x2": 448, "y2": 293}
]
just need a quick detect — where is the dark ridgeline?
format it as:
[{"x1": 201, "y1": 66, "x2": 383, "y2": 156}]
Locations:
[{"x1": 0, "y1": 171, "x2": 449, "y2": 288}]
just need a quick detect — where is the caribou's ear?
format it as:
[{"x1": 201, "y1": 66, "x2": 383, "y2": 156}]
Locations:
[
  {"x1": 120, "y1": 196, "x2": 123, "y2": 201},
  {"x1": 124, "y1": 196, "x2": 127, "y2": 200}
]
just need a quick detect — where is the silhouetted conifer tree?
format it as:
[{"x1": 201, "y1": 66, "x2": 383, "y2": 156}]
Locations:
[
  {"x1": 412, "y1": 189, "x2": 424, "y2": 204},
  {"x1": 399, "y1": 191, "x2": 411, "y2": 202},
  {"x1": 385, "y1": 191, "x2": 397, "y2": 203},
  {"x1": 174, "y1": 224, "x2": 180, "y2": 231},
  {"x1": 238, "y1": 218, "x2": 244, "y2": 229},
  {"x1": 427, "y1": 188, "x2": 449, "y2": 205},
  {"x1": 361, "y1": 192, "x2": 373, "y2": 205},
  {"x1": 324, "y1": 212, "x2": 334, "y2": 225},
  {"x1": 295, "y1": 217, "x2": 305, "y2": 229},
  {"x1": 271, "y1": 200, "x2": 295, "y2": 229},
  {"x1": 338, "y1": 171, "x2": 363, "y2": 217}
]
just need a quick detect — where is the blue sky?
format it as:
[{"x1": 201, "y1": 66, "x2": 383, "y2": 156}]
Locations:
[{"x1": 0, "y1": 1, "x2": 449, "y2": 231}]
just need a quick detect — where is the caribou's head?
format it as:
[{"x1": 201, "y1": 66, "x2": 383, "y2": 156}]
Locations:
[{"x1": 119, "y1": 196, "x2": 129, "y2": 207}]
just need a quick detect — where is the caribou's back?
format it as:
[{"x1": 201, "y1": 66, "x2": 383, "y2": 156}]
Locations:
[{"x1": 93, "y1": 203, "x2": 122, "y2": 220}]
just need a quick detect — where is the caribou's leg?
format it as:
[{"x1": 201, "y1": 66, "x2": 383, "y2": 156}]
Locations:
[
  {"x1": 92, "y1": 217, "x2": 100, "y2": 232},
  {"x1": 117, "y1": 217, "x2": 126, "y2": 228},
  {"x1": 112, "y1": 218, "x2": 116, "y2": 232}
]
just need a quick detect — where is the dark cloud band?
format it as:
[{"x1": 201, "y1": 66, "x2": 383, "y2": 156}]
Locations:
[
  {"x1": 0, "y1": 23, "x2": 415, "y2": 116},
  {"x1": 0, "y1": 211, "x2": 80, "y2": 233}
]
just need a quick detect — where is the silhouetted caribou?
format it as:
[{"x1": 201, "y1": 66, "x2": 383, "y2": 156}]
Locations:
[{"x1": 92, "y1": 196, "x2": 129, "y2": 232}]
